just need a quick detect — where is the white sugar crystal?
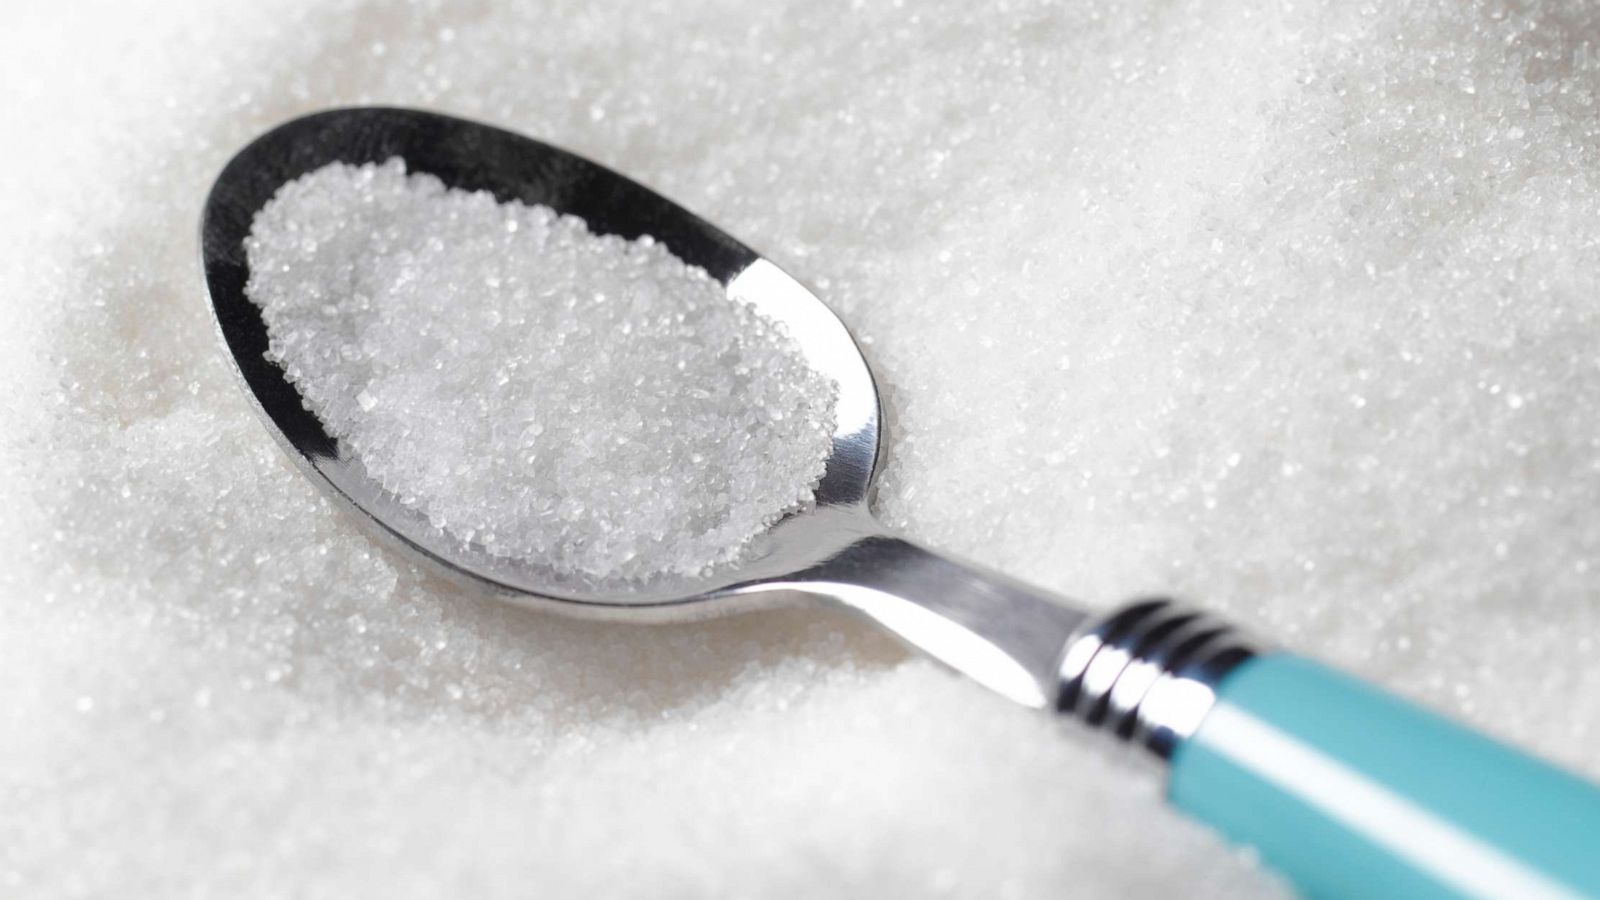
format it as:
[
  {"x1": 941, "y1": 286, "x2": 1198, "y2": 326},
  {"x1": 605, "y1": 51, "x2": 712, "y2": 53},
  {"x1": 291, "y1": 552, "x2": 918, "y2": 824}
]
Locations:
[
  {"x1": 9, "y1": 1, "x2": 1600, "y2": 898},
  {"x1": 243, "y1": 159, "x2": 835, "y2": 581}
]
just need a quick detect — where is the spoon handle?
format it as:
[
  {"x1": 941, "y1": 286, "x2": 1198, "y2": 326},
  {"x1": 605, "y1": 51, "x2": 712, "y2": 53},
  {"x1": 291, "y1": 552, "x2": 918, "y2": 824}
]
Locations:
[
  {"x1": 1060, "y1": 598, "x2": 1600, "y2": 898},
  {"x1": 778, "y1": 524, "x2": 1600, "y2": 895}
]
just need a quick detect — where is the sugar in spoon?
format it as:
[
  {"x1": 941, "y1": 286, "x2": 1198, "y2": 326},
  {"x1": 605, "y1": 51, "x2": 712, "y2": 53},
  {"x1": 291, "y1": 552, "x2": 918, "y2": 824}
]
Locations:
[{"x1": 202, "y1": 107, "x2": 1600, "y2": 898}]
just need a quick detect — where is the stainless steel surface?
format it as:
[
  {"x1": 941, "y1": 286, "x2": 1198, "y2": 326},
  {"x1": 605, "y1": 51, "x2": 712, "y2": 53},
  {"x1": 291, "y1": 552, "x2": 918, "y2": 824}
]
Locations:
[
  {"x1": 1056, "y1": 598, "x2": 1265, "y2": 760},
  {"x1": 201, "y1": 106, "x2": 1092, "y2": 713}
]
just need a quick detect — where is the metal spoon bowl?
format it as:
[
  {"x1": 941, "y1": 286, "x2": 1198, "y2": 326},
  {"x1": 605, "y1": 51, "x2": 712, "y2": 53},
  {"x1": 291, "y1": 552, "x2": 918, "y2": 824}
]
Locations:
[{"x1": 202, "y1": 108, "x2": 882, "y2": 608}]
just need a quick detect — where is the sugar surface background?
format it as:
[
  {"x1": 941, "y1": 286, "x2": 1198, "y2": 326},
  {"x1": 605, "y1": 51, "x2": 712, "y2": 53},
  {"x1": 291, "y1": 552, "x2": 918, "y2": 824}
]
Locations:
[{"x1": 5, "y1": 0, "x2": 1600, "y2": 897}]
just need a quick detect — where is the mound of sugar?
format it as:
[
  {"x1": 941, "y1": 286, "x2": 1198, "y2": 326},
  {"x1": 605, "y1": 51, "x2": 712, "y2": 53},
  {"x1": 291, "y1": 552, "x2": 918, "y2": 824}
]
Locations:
[{"x1": 244, "y1": 159, "x2": 835, "y2": 581}]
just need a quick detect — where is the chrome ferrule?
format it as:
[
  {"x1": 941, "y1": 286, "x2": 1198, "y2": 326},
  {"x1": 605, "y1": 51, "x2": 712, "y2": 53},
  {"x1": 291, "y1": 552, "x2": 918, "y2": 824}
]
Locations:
[{"x1": 1055, "y1": 598, "x2": 1265, "y2": 762}]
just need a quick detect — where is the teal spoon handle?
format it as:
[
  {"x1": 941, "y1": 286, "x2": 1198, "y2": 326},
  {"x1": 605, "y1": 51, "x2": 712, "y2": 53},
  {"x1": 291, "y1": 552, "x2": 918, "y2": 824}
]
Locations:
[{"x1": 1057, "y1": 600, "x2": 1600, "y2": 899}]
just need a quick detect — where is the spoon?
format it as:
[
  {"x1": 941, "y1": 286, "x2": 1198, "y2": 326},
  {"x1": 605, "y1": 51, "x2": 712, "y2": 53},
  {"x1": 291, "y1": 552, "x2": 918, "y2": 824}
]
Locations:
[{"x1": 203, "y1": 107, "x2": 1600, "y2": 898}]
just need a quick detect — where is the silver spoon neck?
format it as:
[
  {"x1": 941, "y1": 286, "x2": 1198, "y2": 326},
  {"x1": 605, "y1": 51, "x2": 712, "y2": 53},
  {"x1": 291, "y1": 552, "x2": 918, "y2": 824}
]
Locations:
[
  {"x1": 739, "y1": 507, "x2": 1263, "y2": 763},
  {"x1": 731, "y1": 505, "x2": 1090, "y2": 710}
]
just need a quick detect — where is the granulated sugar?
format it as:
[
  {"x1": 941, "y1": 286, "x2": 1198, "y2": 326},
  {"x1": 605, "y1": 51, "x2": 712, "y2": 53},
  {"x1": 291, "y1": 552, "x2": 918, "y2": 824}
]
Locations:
[
  {"x1": 9, "y1": 1, "x2": 1600, "y2": 898},
  {"x1": 244, "y1": 159, "x2": 834, "y2": 581}
]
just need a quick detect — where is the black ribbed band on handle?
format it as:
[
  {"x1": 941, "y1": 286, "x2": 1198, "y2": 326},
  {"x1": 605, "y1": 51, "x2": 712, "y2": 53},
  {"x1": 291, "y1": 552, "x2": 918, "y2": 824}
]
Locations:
[{"x1": 1055, "y1": 598, "x2": 1265, "y2": 762}]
